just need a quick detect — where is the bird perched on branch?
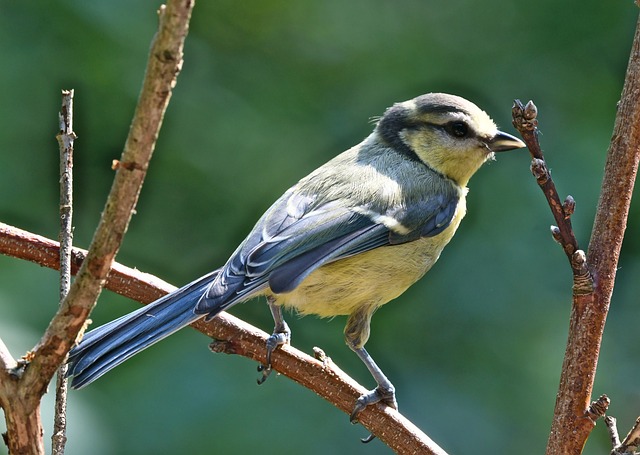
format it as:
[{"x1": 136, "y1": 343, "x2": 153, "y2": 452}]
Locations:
[{"x1": 67, "y1": 93, "x2": 525, "y2": 423}]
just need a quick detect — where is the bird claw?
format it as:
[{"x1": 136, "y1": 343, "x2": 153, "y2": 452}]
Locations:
[
  {"x1": 349, "y1": 385, "x2": 397, "y2": 423},
  {"x1": 360, "y1": 433, "x2": 377, "y2": 444},
  {"x1": 349, "y1": 386, "x2": 397, "y2": 444},
  {"x1": 256, "y1": 330, "x2": 290, "y2": 385},
  {"x1": 256, "y1": 363, "x2": 271, "y2": 385}
]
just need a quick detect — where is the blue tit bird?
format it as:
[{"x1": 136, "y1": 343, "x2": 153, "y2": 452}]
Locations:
[{"x1": 67, "y1": 93, "x2": 525, "y2": 422}]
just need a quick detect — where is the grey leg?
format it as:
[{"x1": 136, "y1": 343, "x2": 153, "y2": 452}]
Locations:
[
  {"x1": 349, "y1": 346, "x2": 397, "y2": 420},
  {"x1": 344, "y1": 306, "x2": 397, "y2": 424},
  {"x1": 257, "y1": 296, "x2": 291, "y2": 385}
]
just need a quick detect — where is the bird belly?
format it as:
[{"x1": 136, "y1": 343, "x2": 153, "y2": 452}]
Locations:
[{"x1": 273, "y1": 204, "x2": 465, "y2": 318}]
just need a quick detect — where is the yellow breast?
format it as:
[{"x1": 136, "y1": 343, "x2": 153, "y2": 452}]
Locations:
[{"x1": 272, "y1": 194, "x2": 467, "y2": 317}]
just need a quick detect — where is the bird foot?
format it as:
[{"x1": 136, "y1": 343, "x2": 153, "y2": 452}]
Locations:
[
  {"x1": 350, "y1": 384, "x2": 397, "y2": 423},
  {"x1": 350, "y1": 385, "x2": 397, "y2": 443},
  {"x1": 257, "y1": 329, "x2": 290, "y2": 385}
]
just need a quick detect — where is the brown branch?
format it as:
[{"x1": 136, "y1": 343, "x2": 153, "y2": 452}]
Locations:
[
  {"x1": 26, "y1": 0, "x2": 192, "y2": 386},
  {"x1": 513, "y1": 11, "x2": 640, "y2": 455},
  {"x1": 0, "y1": 2, "x2": 194, "y2": 454},
  {"x1": 0, "y1": 223, "x2": 173, "y2": 304},
  {"x1": 587, "y1": 15, "x2": 640, "y2": 306},
  {"x1": 0, "y1": 223, "x2": 449, "y2": 455},
  {"x1": 554, "y1": 9, "x2": 640, "y2": 453},
  {"x1": 512, "y1": 100, "x2": 600, "y2": 454}
]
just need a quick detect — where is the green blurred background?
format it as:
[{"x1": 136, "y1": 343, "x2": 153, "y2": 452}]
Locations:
[{"x1": 0, "y1": 1, "x2": 638, "y2": 454}]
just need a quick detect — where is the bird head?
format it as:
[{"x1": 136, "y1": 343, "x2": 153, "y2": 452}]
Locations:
[{"x1": 376, "y1": 93, "x2": 525, "y2": 186}]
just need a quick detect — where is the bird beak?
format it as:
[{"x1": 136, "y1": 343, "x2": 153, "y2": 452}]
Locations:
[{"x1": 488, "y1": 131, "x2": 526, "y2": 152}]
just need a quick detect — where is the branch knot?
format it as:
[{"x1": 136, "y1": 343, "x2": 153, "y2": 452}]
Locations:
[
  {"x1": 586, "y1": 394, "x2": 610, "y2": 421},
  {"x1": 571, "y1": 250, "x2": 594, "y2": 294}
]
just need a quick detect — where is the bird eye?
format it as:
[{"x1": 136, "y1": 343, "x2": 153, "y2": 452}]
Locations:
[{"x1": 445, "y1": 121, "x2": 469, "y2": 138}]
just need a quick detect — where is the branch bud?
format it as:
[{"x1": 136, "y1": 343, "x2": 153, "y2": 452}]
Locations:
[
  {"x1": 563, "y1": 195, "x2": 576, "y2": 218},
  {"x1": 531, "y1": 158, "x2": 550, "y2": 184},
  {"x1": 523, "y1": 100, "x2": 538, "y2": 121}
]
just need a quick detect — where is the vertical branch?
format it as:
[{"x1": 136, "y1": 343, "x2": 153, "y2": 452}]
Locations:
[
  {"x1": 587, "y1": 13, "x2": 640, "y2": 305},
  {"x1": 512, "y1": 99, "x2": 602, "y2": 455},
  {"x1": 23, "y1": 0, "x2": 194, "y2": 392},
  {"x1": 0, "y1": 3, "x2": 195, "y2": 454},
  {"x1": 520, "y1": 11, "x2": 640, "y2": 455},
  {"x1": 52, "y1": 89, "x2": 75, "y2": 455}
]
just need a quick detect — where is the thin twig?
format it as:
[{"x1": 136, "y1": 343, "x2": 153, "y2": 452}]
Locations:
[
  {"x1": 52, "y1": 88, "x2": 75, "y2": 455},
  {"x1": 511, "y1": 100, "x2": 585, "y2": 279},
  {"x1": 607, "y1": 416, "x2": 623, "y2": 450}
]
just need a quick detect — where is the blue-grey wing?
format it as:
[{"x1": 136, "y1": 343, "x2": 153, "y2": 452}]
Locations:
[
  {"x1": 387, "y1": 191, "x2": 459, "y2": 244},
  {"x1": 195, "y1": 185, "x2": 459, "y2": 316}
]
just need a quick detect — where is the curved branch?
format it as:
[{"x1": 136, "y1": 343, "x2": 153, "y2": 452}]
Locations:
[{"x1": 0, "y1": 222, "x2": 448, "y2": 455}]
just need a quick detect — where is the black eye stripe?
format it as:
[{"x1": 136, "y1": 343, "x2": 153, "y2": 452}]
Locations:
[{"x1": 416, "y1": 121, "x2": 475, "y2": 140}]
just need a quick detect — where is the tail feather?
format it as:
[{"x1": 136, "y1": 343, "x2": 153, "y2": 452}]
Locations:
[{"x1": 67, "y1": 270, "x2": 220, "y2": 389}]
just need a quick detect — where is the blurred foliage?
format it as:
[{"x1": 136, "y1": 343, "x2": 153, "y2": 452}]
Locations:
[{"x1": 0, "y1": 1, "x2": 638, "y2": 454}]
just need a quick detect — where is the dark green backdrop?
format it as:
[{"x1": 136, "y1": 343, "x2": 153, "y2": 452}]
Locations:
[{"x1": 0, "y1": 1, "x2": 638, "y2": 454}]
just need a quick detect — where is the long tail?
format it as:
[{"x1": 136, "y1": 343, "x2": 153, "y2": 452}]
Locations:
[{"x1": 67, "y1": 270, "x2": 219, "y2": 389}]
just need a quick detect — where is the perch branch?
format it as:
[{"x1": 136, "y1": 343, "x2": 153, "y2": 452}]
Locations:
[{"x1": 0, "y1": 223, "x2": 448, "y2": 455}]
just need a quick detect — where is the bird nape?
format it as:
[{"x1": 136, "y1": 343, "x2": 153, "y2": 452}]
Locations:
[{"x1": 67, "y1": 92, "x2": 525, "y2": 432}]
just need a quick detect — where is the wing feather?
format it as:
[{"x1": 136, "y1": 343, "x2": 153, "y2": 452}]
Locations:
[{"x1": 195, "y1": 181, "x2": 459, "y2": 317}]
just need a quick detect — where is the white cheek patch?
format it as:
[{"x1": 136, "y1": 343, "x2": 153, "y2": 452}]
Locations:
[{"x1": 472, "y1": 110, "x2": 498, "y2": 138}]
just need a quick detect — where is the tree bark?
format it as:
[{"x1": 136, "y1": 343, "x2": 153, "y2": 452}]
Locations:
[{"x1": 545, "y1": 11, "x2": 640, "y2": 455}]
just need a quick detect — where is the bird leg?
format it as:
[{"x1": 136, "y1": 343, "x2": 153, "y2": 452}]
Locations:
[
  {"x1": 349, "y1": 346, "x2": 397, "y2": 421},
  {"x1": 257, "y1": 296, "x2": 290, "y2": 384},
  {"x1": 344, "y1": 307, "x2": 397, "y2": 425}
]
